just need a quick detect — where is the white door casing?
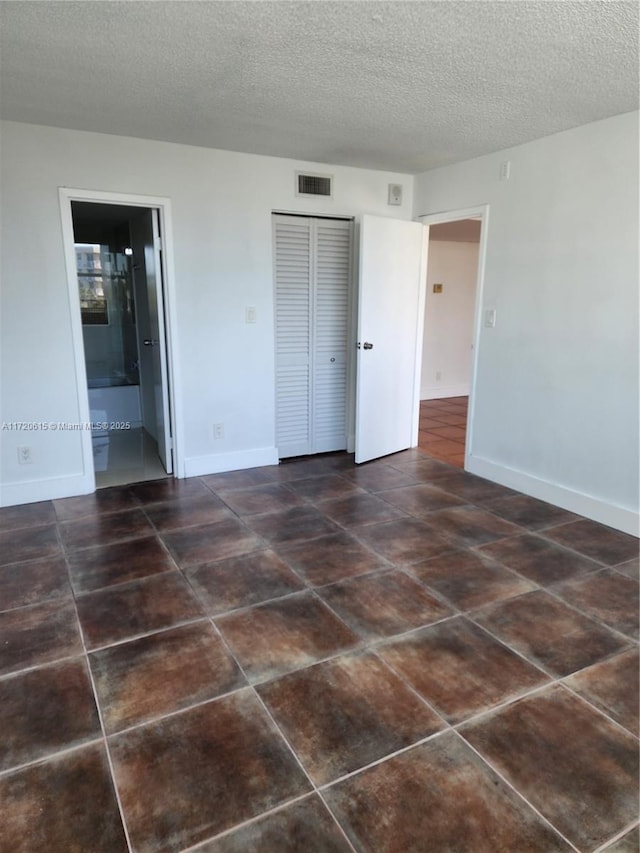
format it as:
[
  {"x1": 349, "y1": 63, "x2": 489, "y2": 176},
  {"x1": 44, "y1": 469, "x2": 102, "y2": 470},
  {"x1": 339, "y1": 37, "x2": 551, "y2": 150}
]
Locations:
[{"x1": 355, "y1": 214, "x2": 427, "y2": 464}]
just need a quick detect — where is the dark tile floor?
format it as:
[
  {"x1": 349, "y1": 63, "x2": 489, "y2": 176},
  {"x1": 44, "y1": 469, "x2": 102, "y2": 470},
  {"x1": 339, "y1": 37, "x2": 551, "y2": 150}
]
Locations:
[
  {"x1": 418, "y1": 396, "x2": 469, "y2": 467},
  {"x1": 0, "y1": 449, "x2": 638, "y2": 853}
]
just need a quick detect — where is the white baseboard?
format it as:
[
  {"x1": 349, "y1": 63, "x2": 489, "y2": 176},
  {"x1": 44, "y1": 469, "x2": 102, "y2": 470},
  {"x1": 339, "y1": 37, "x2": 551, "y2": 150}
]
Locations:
[
  {"x1": 466, "y1": 454, "x2": 639, "y2": 537},
  {"x1": 0, "y1": 472, "x2": 95, "y2": 507},
  {"x1": 183, "y1": 446, "x2": 279, "y2": 478},
  {"x1": 421, "y1": 384, "x2": 469, "y2": 400}
]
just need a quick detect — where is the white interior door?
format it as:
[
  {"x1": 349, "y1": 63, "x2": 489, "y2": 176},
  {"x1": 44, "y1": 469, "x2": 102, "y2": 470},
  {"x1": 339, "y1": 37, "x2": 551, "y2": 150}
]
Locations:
[
  {"x1": 130, "y1": 209, "x2": 173, "y2": 473},
  {"x1": 355, "y1": 214, "x2": 426, "y2": 464}
]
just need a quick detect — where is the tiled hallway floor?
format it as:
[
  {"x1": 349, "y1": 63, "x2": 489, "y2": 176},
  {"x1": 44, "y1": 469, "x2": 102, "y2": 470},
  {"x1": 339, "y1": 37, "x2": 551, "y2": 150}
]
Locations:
[
  {"x1": 418, "y1": 396, "x2": 468, "y2": 467},
  {"x1": 0, "y1": 451, "x2": 638, "y2": 852}
]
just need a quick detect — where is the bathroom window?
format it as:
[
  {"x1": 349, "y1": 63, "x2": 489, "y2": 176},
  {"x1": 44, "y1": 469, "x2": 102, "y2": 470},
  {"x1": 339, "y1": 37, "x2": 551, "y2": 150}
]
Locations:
[{"x1": 76, "y1": 244, "x2": 108, "y2": 325}]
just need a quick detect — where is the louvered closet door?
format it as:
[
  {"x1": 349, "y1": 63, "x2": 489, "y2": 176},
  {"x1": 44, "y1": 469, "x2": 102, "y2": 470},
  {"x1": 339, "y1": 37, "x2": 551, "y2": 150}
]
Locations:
[
  {"x1": 274, "y1": 215, "x2": 352, "y2": 458},
  {"x1": 313, "y1": 219, "x2": 351, "y2": 452}
]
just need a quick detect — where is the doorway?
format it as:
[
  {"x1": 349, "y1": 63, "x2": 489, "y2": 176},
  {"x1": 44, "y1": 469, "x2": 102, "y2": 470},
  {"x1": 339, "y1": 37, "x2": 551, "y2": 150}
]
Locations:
[
  {"x1": 409, "y1": 207, "x2": 488, "y2": 470},
  {"x1": 418, "y1": 218, "x2": 481, "y2": 467},
  {"x1": 61, "y1": 191, "x2": 177, "y2": 490}
]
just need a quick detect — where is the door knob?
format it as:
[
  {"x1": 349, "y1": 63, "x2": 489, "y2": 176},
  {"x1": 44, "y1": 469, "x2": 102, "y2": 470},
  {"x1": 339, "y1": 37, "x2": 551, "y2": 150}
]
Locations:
[
  {"x1": 143, "y1": 339, "x2": 158, "y2": 346},
  {"x1": 363, "y1": 342, "x2": 374, "y2": 350}
]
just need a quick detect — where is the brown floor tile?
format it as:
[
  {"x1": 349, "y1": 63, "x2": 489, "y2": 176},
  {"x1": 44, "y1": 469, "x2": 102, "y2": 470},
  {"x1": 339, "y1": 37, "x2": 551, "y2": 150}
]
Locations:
[
  {"x1": 109, "y1": 691, "x2": 311, "y2": 852},
  {"x1": 552, "y1": 569, "x2": 639, "y2": 639},
  {"x1": 473, "y1": 589, "x2": 629, "y2": 678},
  {"x1": 0, "y1": 524, "x2": 60, "y2": 567},
  {"x1": 461, "y1": 685, "x2": 639, "y2": 851},
  {"x1": 613, "y1": 557, "x2": 640, "y2": 581},
  {"x1": 418, "y1": 438, "x2": 465, "y2": 456},
  {"x1": 202, "y1": 467, "x2": 284, "y2": 491},
  {"x1": 161, "y1": 517, "x2": 263, "y2": 567},
  {"x1": 318, "y1": 569, "x2": 452, "y2": 641},
  {"x1": 418, "y1": 416, "x2": 448, "y2": 428},
  {"x1": 354, "y1": 517, "x2": 455, "y2": 565},
  {"x1": 0, "y1": 555, "x2": 71, "y2": 611},
  {"x1": 258, "y1": 651, "x2": 443, "y2": 785},
  {"x1": 483, "y1": 494, "x2": 578, "y2": 531},
  {"x1": 217, "y1": 483, "x2": 305, "y2": 516},
  {"x1": 602, "y1": 826, "x2": 640, "y2": 852},
  {"x1": 129, "y1": 476, "x2": 211, "y2": 504},
  {"x1": 424, "y1": 470, "x2": 517, "y2": 503},
  {"x1": 76, "y1": 571, "x2": 204, "y2": 650},
  {"x1": 386, "y1": 455, "x2": 455, "y2": 482},
  {"x1": 0, "y1": 599, "x2": 83, "y2": 676},
  {"x1": 430, "y1": 413, "x2": 468, "y2": 426},
  {"x1": 424, "y1": 506, "x2": 523, "y2": 548},
  {"x1": 340, "y1": 463, "x2": 420, "y2": 491},
  {"x1": 426, "y1": 425, "x2": 467, "y2": 440},
  {"x1": 409, "y1": 549, "x2": 535, "y2": 611},
  {"x1": 0, "y1": 658, "x2": 100, "y2": 772},
  {"x1": 564, "y1": 648, "x2": 639, "y2": 736},
  {"x1": 90, "y1": 621, "x2": 245, "y2": 733},
  {"x1": 0, "y1": 500, "x2": 55, "y2": 531},
  {"x1": 197, "y1": 795, "x2": 350, "y2": 852},
  {"x1": 54, "y1": 485, "x2": 140, "y2": 521},
  {"x1": 186, "y1": 549, "x2": 304, "y2": 615},
  {"x1": 286, "y1": 473, "x2": 365, "y2": 502},
  {"x1": 614, "y1": 557, "x2": 639, "y2": 580},
  {"x1": 277, "y1": 531, "x2": 385, "y2": 586},
  {"x1": 543, "y1": 518, "x2": 639, "y2": 565},
  {"x1": 277, "y1": 453, "x2": 354, "y2": 479},
  {"x1": 216, "y1": 592, "x2": 358, "y2": 683},
  {"x1": 67, "y1": 535, "x2": 175, "y2": 594},
  {"x1": 59, "y1": 509, "x2": 153, "y2": 551},
  {"x1": 144, "y1": 493, "x2": 234, "y2": 531},
  {"x1": 324, "y1": 732, "x2": 571, "y2": 852},
  {"x1": 478, "y1": 532, "x2": 602, "y2": 585},
  {"x1": 378, "y1": 616, "x2": 548, "y2": 723},
  {"x1": 1, "y1": 744, "x2": 127, "y2": 853},
  {"x1": 243, "y1": 506, "x2": 340, "y2": 546},
  {"x1": 379, "y1": 483, "x2": 466, "y2": 516},
  {"x1": 316, "y1": 493, "x2": 407, "y2": 528}
]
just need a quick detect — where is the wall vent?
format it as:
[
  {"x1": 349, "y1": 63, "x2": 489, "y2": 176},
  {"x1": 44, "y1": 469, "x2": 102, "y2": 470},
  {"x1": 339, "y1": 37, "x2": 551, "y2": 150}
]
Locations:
[{"x1": 296, "y1": 172, "x2": 333, "y2": 198}]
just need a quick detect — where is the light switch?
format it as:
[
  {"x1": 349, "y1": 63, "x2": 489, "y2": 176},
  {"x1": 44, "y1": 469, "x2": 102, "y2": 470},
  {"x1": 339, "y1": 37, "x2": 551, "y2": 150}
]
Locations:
[
  {"x1": 246, "y1": 306, "x2": 257, "y2": 324},
  {"x1": 484, "y1": 308, "x2": 497, "y2": 328},
  {"x1": 433, "y1": 283, "x2": 443, "y2": 293}
]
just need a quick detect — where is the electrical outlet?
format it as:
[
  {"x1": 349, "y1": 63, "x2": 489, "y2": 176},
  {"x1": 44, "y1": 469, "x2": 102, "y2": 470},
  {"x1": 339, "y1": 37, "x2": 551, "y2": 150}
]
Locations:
[
  {"x1": 17, "y1": 445, "x2": 32, "y2": 464},
  {"x1": 213, "y1": 423, "x2": 224, "y2": 440},
  {"x1": 245, "y1": 306, "x2": 257, "y2": 324}
]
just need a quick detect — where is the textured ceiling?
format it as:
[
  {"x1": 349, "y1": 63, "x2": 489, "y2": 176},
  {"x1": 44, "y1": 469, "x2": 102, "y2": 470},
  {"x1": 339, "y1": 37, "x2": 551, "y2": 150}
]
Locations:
[{"x1": 1, "y1": 1, "x2": 638, "y2": 173}]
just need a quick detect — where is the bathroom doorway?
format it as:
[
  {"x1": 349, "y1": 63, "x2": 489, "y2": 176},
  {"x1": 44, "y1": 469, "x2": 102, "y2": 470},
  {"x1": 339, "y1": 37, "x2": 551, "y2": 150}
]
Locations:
[{"x1": 67, "y1": 199, "x2": 175, "y2": 488}]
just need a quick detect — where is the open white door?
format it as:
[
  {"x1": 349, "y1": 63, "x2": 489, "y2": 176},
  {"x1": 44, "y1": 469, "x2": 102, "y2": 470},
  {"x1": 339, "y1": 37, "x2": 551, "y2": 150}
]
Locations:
[
  {"x1": 130, "y1": 210, "x2": 173, "y2": 474},
  {"x1": 355, "y1": 215, "x2": 426, "y2": 464}
]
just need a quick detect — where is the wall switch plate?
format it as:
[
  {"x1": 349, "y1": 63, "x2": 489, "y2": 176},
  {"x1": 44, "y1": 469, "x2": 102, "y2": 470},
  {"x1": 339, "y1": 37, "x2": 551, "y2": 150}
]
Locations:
[
  {"x1": 433, "y1": 283, "x2": 443, "y2": 293},
  {"x1": 499, "y1": 160, "x2": 511, "y2": 181},
  {"x1": 484, "y1": 308, "x2": 497, "y2": 328},
  {"x1": 213, "y1": 423, "x2": 224, "y2": 440},
  {"x1": 388, "y1": 183, "x2": 403, "y2": 205},
  {"x1": 17, "y1": 445, "x2": 32, "y2": 464},
  {"x1": 245, "y1": 306, "x2": 257, "y2": 324}
]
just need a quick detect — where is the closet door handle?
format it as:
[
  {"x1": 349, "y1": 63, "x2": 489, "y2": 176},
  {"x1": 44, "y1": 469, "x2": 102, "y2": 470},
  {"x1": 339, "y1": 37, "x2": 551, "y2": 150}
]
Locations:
[
  {"x1": 143, "y1": 339, "x2": 158, "y2": 346},
  {"x1": 363, "y1": 342, "x2": 374, "y2": 350}
]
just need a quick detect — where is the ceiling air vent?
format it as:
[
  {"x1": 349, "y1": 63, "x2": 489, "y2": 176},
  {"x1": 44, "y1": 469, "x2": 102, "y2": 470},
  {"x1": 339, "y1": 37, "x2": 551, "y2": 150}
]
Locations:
[{"x1": 296, "y1": 172, "x2": 333, "y2": 198}]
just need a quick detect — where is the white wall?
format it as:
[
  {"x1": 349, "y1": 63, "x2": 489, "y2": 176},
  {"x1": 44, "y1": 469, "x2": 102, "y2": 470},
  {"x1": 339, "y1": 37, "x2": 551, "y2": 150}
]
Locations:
[
  {"x1": 421, "y1": 239, "x2": 478, "y2": 399},
  {"x1": 0, "y1": 120, "x2": 413, "y2": 505},
  {"x1": 414, "y1": 111, "x2": 639, "y2": 535}
]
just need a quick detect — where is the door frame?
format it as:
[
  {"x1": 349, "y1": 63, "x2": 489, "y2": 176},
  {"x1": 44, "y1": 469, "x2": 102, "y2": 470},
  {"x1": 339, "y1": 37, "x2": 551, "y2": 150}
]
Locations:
[
  {"x1": 416, "y1": 205, "x2": 490, "y2": 467},
  {"x1": 58, "y1": 187, "x2": 183, "y2": 486}
]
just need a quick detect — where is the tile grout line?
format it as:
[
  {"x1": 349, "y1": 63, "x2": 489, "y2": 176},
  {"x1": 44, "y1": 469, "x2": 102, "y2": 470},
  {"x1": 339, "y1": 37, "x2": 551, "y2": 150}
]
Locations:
[
  {"x1": 54, "y1": 521, "x2": 137, "y2": 853},
  {"x1": 203, "y1": 616, "x2": 357, "y2": 853},
  {"x1": 592, "y1": 820, "x2": 640, "y2": 853},
  {"x1": 452, "y1": 730, "x2": 583, "y2": 853}
]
